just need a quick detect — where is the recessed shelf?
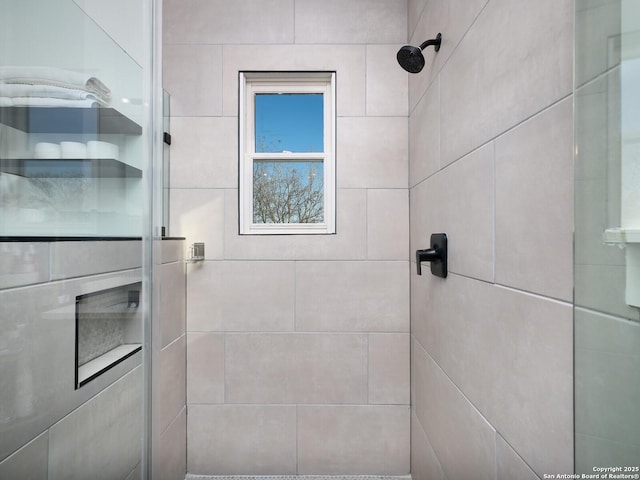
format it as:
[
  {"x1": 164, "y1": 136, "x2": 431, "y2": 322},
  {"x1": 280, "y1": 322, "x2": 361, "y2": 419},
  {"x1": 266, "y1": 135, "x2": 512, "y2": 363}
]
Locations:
[
  {"x1": 77, "y1": 344, "x2": 141, "y2": 388},
  {"x1": 0, "y1": 158, "x2": 142, "y2": 178},
  {"x1": 0, "y1": 106, "x2": 142, "y2": 135}
]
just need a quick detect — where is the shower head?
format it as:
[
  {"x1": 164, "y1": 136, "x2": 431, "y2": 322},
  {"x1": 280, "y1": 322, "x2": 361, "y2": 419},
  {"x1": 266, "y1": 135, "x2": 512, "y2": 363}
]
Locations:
[{"x1": 397, "y1": 33, "x2": 442, "y2": 73}]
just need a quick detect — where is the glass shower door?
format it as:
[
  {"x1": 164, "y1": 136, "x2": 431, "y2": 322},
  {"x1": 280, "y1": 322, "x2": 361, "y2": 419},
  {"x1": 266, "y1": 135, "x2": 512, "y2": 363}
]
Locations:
[
  {"x1": 0, "y1": 0, "x2": 154, "y2": 478},
  {"x1": 574, "y1": 0, "x2": 640, "y2": 472}
]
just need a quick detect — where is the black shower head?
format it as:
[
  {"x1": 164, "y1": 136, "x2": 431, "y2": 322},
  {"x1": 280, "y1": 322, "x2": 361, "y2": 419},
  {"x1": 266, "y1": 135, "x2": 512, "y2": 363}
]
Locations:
[{"x1": 397, "y1": 33, "x2": 442, "y2": 73}]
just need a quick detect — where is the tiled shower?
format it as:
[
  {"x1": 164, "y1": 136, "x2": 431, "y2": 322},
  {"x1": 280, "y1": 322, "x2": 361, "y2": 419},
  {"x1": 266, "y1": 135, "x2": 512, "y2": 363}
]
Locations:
[{"x1": 1, "y1": 0, "x2": 639, "y2": 479}]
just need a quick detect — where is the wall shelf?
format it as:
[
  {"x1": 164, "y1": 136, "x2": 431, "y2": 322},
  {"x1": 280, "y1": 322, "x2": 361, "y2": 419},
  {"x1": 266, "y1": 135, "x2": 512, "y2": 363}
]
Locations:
[
  {"x1": 0, "y1": 106, "x2": 142, "y2": 135},
  {"x1": 0, "y1": 158, "x2": 142, "y2": 178}
]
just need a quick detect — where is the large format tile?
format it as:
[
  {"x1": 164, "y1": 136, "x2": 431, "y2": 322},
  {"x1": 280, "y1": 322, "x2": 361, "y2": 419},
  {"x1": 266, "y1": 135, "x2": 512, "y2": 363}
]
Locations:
[
  {"x1": 575, "y1": 344, "x2": 640, "y2": 447},
  {"x1": 575, "y1": 307, "x2": 640, "y2": 356},
  {"x1": 297, "y1": 405, "x2": 410, "y2": 474},
  {"x1": 161, "y1": 239, "x2": 185, "y2": 264},
  {"x1": 368, "y1": 333, "x2": 410, "y2": 405},
  {"x1": 575, "y1": 0, "x2": 621, "y2": 87},
  {"x1": 0, "y1": 242, "x2": 49, "y2": 290},
  {"x1": 187, "y1": 332, "x2": 225, "y2": 404},
  {"x1": 0, "y1": 269, "x2": 142, "y2": 462},
  {"x1": 495, "y1": 99, "x2": 573, "y2": 301},
  {"x1": 367, "y1": 189, "x2": 409, "y2": 261},
  {"x1": 295, "y1": 261, "x2": 409, "y2": 332},
  {"x1": 415, "y1": 274, "x2": 573, "y2": 476},
  {"x1": 50, "y1": 241, "x2": 140, "y2": 279},
  {"x1": 575, "y1": 263, "x2": 639, "y2": 320},
  {"x1": 159, "y1": 336, "x2": 186, "y2": 434},
  {"x1": 48, "y1": 367, "x2": 143, "y2": 480},
  {"x1": 226, "y1": 333, "x2": 368, "y2": 404},
  {"x1": 294, "y1": 0, "x2": 406, "y2": 45},
  {"x1": 337, "y1": 117, "x2": 408, "y2": 189},
  {"x1": 187, "y1": 405, "x2": 296, "y2": 475},
  {"x1": 187, "y1": 260, "x2": 295, "y2": 332},
  {"x1": 440, "y1": 0, "x2": 572, "y2": 165},
  {"x1": 222, "y1": 45, "x2": 366, "y2": 117},
  {"x1": 164, "y1": 0, "x2": 294, "y2": 45},
  {"x1": 160, "y1": 260, "x2": 186, "y2": 348},
  {"x1": 366, "y1": 45, "x2": 408, "y2": 117},
  {"x1": 157, "y1": 408, "x2": 186, "y2": 480},
  {"x1": 407, "y1": 0, "x2": 427, "y2": 41},
  {"x1": 169, "y1": 188, "x2": 224, "y2": 260},
  {"x1": 169, "y1": 117, "x2": 238, "y2": 189},
  {"x1": 163, "y1": 44, "x2": 223, "y2": 117},
  {"x1": 410, "y1": 412, "x2": 446, "y2": 480},
  {"x1": 408, "y1": 0, "x2": 489, "y2": 111},
  {"x1": 0, "y1": 432, "x2": 48, "y2": 479},
  {"x1": 412, "y1": 342, "x2": 496, "y2": 480},
  {"x1": 409, "y1": 77, "x2": 439, "y2": 187},
  {"x1": 496, "y1": 435, "x2": 540, "y2": 480},
  {"x1": 410, "y1": 143, "x2": 494, "y2": 282}
]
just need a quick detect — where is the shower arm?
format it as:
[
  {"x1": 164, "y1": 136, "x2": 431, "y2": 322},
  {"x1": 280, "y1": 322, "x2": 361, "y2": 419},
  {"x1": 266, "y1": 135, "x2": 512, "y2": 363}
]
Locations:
[{"x1": 418, "y1": 34, "x2": 442, "y2": 52}]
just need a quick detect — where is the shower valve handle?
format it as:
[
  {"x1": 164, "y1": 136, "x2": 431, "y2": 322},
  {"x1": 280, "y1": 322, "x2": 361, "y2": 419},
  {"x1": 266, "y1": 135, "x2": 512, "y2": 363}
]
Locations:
[{"x1": 416, "y1": 233, "x2": 448, "y2": 278}]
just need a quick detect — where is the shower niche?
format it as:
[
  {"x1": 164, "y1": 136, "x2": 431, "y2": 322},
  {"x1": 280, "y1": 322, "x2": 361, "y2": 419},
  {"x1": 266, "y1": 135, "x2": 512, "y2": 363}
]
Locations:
[{"x1": 75, "y1": 281, "x2": 142, "y2": 389}]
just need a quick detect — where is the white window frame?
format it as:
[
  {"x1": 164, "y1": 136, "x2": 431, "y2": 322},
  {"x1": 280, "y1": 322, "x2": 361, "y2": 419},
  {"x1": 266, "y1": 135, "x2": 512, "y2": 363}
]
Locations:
[{"x1": 239, "y1": 71, "x2": 336, "y2": 235}]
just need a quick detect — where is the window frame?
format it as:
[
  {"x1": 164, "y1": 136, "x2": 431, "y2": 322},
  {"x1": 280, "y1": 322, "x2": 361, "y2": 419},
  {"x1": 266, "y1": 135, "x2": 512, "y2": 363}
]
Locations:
[{"x1": 239, "y1": 71, "x2": 336, "y2": 235}]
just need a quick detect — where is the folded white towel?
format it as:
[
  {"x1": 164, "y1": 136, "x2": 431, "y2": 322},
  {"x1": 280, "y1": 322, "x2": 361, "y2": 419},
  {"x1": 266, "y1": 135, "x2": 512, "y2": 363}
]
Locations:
[
  {"x1": 0, "y1": 66, "x2": 111, "y2": 104},
  {"x1": 0, "y1": 97, "x2": 98, "y2": 108},
  {"x1": 0, "y1": 83, "x2": 109, "y2": 106}
]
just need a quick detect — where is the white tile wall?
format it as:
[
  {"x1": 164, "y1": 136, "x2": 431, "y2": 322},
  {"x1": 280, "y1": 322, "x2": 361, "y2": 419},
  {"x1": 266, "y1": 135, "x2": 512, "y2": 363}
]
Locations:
[
  {"x1": 0, "y1": 432, "x2": 48, "y2": 480},
  {"x1": 409, "y1": 77, "x2": 439, "y2": 186},
  {"x1": 368, "y1": 333, "x2": 410, "y2": 405},
  {"x1": 225, "y1": 333, "x2": 368, "y2": 404},
  {"x1": 169, "y1": 117, "x2": 238, "y2": 189},
  {"x1": 337, "y1": 117, "x2": 408, "y2": 189},
  {"x1": 0, "y1": 242, "x2": 49, "y2": 289},
  {"x1": 159, "y1": 336, "x2": 186, "y2": 434},
  {"x1": 496, "y1": 435, "x2": 540, "y2": 480},
  {"x1": 48, "y1": 367, "x2": 142, "y2": 480},
  {"x1": 367, "y1": 189, "x2": 409, "y2": 261},
  {"x1": 163, "y1": 45, "x2": 223, "y2": 117},
  {"x1": 294, "y1": 0, "x2": 406, "y2": 45},
  {"x1": 366, "y1": 45, "x2": 409, "y2": 117},
  {"x1": 410, "y1": 413, "x2": 445, "y2": 480},
  {"x1": 158, "y1": 408, "x2": 187, "y2": 480},
  {"x1": 297, "y1": 405, "x2": 410, "y2": 474},
  {"x1": 169, "y1": 189, "x2": 225, "y2": 260},
  {"x1": 187, "y1": 405, "x2": 297, "y2": 475},
  {"x1": 187, "y1": 261, "x2": 295, "y2": 332},
  {"x1": 163, "y1": 0, "x2": 294, "y2": 45},
  {"x1": 439, "y1": 0, "x2": 572, "y2": 166},
  {"x1": 187, "y1": 332, "x2": 225, "y2": 404},
  {"x1": 409, "y1": 0, "x2": 575, "y2": 477},
  {"x1": 495, "y1": 99, "x2": 574, "y2": 301},
  {"x1": 412, "y1": 341, "x2": 496, "y2": 480},
  {"x1": 164, "y1": 0, "x2": 409, "y2": 474},
  {"x1": 295, "y1": 261, "x2": 409, "y2": 332}
]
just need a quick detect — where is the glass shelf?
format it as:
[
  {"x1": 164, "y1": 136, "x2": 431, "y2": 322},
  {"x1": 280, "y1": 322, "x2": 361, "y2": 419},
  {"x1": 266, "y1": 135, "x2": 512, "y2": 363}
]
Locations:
[
  {"x1": 0, "y1": 106, "x2": 142, "y2": 135},
  {"x1": 0, "y1": 158, "x2": 142, "y2": 178}
]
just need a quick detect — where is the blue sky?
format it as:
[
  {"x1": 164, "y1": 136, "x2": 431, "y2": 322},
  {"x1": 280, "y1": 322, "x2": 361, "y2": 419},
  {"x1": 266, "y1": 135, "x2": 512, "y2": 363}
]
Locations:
[{"x1": 255, "y1": 93, "x2": 323, "y2": 153}]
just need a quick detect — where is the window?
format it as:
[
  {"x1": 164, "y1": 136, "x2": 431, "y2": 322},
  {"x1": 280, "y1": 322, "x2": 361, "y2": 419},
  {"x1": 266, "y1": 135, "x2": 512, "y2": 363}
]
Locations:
[{"x1": 239, "y1": 72, "x2": 336, "y2": 234}]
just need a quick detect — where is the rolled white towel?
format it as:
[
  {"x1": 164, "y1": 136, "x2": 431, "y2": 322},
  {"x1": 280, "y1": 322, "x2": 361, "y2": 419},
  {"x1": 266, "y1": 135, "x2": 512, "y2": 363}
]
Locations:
[
  {"x1": 0, "y1": 66, "x2": 111, "y2": 104},
  {"x1": 0, "y1": 97, "x2": 98, "y2": 108},
  {"x1": 0, "y1": 83, "x2": 109, "y2": 106}
]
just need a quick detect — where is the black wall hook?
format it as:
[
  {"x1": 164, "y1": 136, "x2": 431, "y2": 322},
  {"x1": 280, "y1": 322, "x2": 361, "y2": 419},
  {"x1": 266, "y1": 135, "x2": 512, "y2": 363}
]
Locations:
[{"x1": 416, "y1": 233, "x2": 447, "y2": 278}]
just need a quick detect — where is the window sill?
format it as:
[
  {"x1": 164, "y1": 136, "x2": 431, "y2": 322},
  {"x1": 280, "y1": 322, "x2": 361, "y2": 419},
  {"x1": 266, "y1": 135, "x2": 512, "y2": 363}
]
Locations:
[{"x1": 603, "y1": 228, "x2": 640, "y2": 244}]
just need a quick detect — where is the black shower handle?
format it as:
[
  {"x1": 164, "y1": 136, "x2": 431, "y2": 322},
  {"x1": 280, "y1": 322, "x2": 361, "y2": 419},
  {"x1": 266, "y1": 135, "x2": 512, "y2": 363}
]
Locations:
[
  {"x1": 416, "y1": 233, "x2": 448, "y2": 278},
  {"x1": 416, "y1": 248, "x2": 442, "y2": 275}
]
